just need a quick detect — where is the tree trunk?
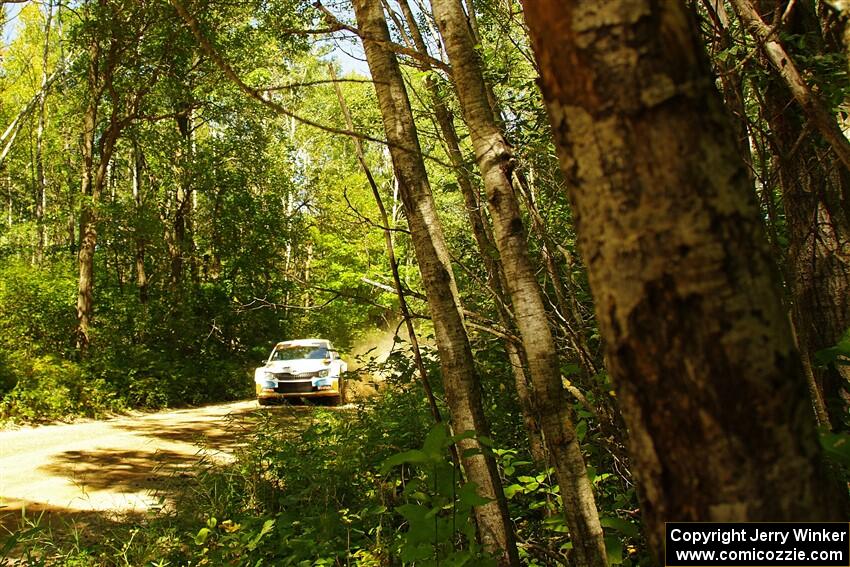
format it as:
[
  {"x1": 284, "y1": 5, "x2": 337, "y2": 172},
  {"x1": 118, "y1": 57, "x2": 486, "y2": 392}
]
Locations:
[
  {"x1": 430, "y1": 2, "x2": 607, "y2": 566},
  {"x1": 172, "y1": 104, "x2": 194, "y2": 289},
  {"x1": 397, "y1": 0, "x2": 546, "y2": 464},
  {"x1": 329, "y1": 62, "x2": 443, "y2": 423},
  {"x1": 351, "y1": 1, "x2": 519, "y2": 563},
  {"x1": 34, "y1": 0, "x2": 53, "y2": 265},
  {"x1": 522, "y1": 0, "x2": 849, "y2": 560},
  {"x1": 756, "y1": 0, "x2": 850, "y2": 431},
  {"x1": 75, "y1": 61, "x2": 98, "y2": 352},
  {"x1": 76, "y1": 30, "x2": 122, "y2": 353},
  {"x1": 729, "y1": 0, "x2": 850, "y2": 171},
  {"x1": 131, "y1": 139, "x2": 148, "y2": 304}
]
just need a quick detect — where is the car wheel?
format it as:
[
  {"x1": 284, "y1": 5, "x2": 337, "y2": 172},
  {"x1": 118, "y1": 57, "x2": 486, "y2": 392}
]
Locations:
[{"x1": 258, "y1": 398, "x2": 272, "y2": 407}]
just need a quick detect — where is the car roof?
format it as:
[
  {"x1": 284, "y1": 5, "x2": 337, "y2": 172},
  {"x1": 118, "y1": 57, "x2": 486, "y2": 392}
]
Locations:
[{"x1": 275, "y1": 339, "x2": 331, "y2": 348}]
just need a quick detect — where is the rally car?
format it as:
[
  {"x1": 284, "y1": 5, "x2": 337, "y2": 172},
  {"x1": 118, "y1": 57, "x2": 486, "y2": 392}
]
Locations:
[{"x1": 254, "y1": 339, "x2": 347, "y2": 406}]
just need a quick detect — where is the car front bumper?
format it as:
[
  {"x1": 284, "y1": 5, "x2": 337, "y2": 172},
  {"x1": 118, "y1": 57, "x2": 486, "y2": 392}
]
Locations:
[{"x1": 255, "y1": 377, "x2": 341, "y2": 399}]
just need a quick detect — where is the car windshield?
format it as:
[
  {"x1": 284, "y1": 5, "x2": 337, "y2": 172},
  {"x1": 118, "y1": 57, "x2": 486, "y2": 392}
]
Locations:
[{"x1": 271, "y1": 345, "x2": 328, "y2": 361}]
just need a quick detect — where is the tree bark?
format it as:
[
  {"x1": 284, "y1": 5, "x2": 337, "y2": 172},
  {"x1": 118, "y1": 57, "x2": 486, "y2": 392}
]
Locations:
[
  {"x1": 729, "y1": 0, "x2": 850, "y2": 171},
  {"x1": 172, "y1": 102, "x2": 195, "y2": 289},
  {"x1": 76, "y1": 22, "x2": 124, "y2": 352},
  {"x1": 522, "y1": 0, "x2": 849, "y2": 560},
  {"x1": 34, "y1": 0, "x2": 53, "y2": 265},
  {"x1": 131, "y1": 138, "x2": 148, "y2": 304},
  {"x1": 756, "y1": 0, "x2": 850, "y2": 431},
  {"x1": 351, "y1": 1, "x2": 519, "y2": 563},
  {"x1": 75, "y1": 38, "x2": 101, "y2": 352},
  {"x1": 430, "y1": 1, "x2": 608, "y2": 566},
  {"x1": 329, "y1": 62, "x2": 443, "y2": 423},
  {"x1": 397, "y1": 0, "x2": 546, "y2": 464}
]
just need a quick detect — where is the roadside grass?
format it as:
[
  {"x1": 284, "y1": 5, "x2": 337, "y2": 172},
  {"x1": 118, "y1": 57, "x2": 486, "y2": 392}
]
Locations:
[
  {"x1": 1, "y1": 400, "x2": 396, "y2": 566},
  {"x1": 2, "y1": 352, "x2": 644, "y2": 566}
]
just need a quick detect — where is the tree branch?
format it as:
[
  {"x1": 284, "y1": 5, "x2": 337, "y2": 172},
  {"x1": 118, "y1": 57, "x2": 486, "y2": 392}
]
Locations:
[
  {"x1": 729, "y1": 0, "x2": 850, "y2": 171},
  {"x1": 169, "y1": 0, "x2": 453, "y2": 168},
  {"x1": 313, "y1": 0, "x2": 452, "y2": 74}
]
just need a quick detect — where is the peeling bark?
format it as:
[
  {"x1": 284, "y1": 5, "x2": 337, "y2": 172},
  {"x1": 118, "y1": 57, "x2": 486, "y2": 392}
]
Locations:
[{"x1": 523, "y1": 0, "x2": 849, "y2": 560}]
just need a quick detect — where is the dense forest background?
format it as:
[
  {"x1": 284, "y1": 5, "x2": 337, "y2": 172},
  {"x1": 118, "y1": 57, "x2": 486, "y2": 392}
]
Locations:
[{"x1": 2, "y1": 0, "x2": 850, "y2": 565}]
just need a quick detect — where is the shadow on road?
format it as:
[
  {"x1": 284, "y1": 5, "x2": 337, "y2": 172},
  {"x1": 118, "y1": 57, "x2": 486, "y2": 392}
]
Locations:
[
  {"x1": 38, "y1": 448, "x2": 199, "y2": 493},
  {"x1": 0, "y1": 401, "x2": 343, "y2": 561}
]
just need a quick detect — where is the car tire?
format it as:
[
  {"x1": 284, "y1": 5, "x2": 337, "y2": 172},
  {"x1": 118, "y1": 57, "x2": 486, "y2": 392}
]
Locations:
[{"x1": 258, "y1": 398, "x2": 273, "y2": 407}]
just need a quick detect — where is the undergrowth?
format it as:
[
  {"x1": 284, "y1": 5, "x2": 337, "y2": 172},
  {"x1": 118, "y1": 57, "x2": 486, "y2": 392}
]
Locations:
[{"x1": 2, "y1": 351, "x2": 645, "y2": 566}]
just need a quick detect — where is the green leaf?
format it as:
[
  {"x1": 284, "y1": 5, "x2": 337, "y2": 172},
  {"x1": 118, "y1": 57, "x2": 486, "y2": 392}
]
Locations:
[
  {"x1": 605, "y1": 535, "x2": 624, "y2": 565},
  {"x1": 504, "y1": 484, "x2": 523, "y2": 499},
  {"x1": 381, "y1": 449, "x2": 429, "y2": 473},
  {"x1": 247, "y1": 518, "x2": 275, "y2": 550},
  {"x1": 450, "y1": 429, "x2": 477, "y2": 443},
  {"x1": 820, "y1": 431, "x2": 850, "y2": 468},
  {"x1": 194, "y1": 527, "x2": 211, "y2": 546},
  {"x1": 423, "y1": 423, "x2": 448, "y2": 458},
  {"x1": 576, "y1": 420, "x2": 588, "y2": 442},
  {"x1": 543, "y1": 515, "x2": 569, "y2": 533},
  {"x1": 601, "y1": 517, "x2": 639, "y2": 539},
  {"x1": 461, "y1": 447, "x2": 483, "y2": 459},
  {"x1": 477, "y1": 435, "x2": 494, "y2": 447},
  {"x1": 457, "y1": 481, "x2": 492, "y2": 507}
]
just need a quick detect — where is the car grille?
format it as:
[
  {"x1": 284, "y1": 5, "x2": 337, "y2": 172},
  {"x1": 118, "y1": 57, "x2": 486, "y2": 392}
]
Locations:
[
  {"x1": 275, "y1": 381, "x2": 314, "y2": 394},
  {"x1": 272, "y1": 371, "x2": 319, "y2": 381}
]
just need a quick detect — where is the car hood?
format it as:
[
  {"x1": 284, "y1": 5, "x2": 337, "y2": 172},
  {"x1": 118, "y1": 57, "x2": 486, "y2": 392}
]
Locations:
[{"x1": 262, "y1": 359, "x2": 329, "y2": 374}]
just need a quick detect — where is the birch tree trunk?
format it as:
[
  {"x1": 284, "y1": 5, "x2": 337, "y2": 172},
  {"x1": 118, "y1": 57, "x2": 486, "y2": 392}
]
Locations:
[
  {"x1": 522, "y1": 0, "x2": 849, "y2": 559},
  {"x1": 75, "y1": 39, "x2": 101, "y2": 352},
  {"x1": 329, "y1": 62, "x2": 442, "y2": 422},
  {"x1": 396, "y1": 0, "x2": 546, "y2": 464},
  {"x1": 729, "y1": 0, "x2": 850, "y2": 170},
  {"x1": 430, "y1": 2, "x2": 607, "y2": 565},
  {"x1": 34, "y1": 0, "x2": 53, "y2": 265},
  {"x1": 351, "y1": 1, "x2": 519, "y2": 563}
]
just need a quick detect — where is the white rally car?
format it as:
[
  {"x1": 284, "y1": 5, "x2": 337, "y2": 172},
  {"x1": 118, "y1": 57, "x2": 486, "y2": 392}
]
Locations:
[{"x1": 254, "y1": 339, "x2": 347, "y2": 406}]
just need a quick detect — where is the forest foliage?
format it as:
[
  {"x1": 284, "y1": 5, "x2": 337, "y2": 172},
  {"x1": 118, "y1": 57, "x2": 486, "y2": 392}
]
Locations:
[{"x1": 2, "y1": 0, "x2": 850, "y2": 565}]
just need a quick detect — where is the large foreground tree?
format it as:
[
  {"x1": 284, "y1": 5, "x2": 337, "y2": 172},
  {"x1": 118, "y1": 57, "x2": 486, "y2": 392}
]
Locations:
[{"x1": 522, "y1": 0, "x2": 848, "y2": 559}]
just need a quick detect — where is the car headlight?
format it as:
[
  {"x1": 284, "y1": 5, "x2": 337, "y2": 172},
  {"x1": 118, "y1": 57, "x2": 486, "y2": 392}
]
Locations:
[{"x1": 318, "y1": 369, "x2": 330, "y2": 377}]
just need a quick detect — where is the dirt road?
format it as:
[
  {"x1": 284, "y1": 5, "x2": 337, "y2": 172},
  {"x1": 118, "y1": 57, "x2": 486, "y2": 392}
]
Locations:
[{"x1": 0, "y1": 400, "x2": 303, "y2": 528}]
